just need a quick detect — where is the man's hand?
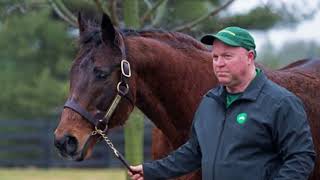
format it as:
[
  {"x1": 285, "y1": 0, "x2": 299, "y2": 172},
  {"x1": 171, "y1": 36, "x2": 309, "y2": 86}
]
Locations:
[{"x1": 128, "y1": 165, "x2": 144, "y2": 180}]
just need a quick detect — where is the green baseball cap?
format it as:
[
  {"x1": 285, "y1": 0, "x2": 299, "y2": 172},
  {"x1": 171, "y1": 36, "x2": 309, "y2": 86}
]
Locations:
[{"x1": 200, "y1": 26, "x2": 256, "y2": 57}]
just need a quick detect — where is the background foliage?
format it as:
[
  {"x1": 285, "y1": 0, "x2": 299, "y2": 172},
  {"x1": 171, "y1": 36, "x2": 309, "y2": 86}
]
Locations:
[
  {"x1": 0, "y1": 5, "x2": 74, "y2": 118},
  {"x1": 1, "y1": 0, "x2": 318, "y2": 118}
]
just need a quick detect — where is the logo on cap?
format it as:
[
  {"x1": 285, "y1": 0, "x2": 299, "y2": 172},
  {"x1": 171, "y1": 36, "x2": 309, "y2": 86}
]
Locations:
[{"x1": 219, "y1": 30, "x2": 236, "y2": 36}]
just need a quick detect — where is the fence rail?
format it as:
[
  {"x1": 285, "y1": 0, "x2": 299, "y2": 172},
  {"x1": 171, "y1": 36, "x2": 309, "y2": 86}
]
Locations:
[{"x1": 0, "y1": 119, "x2": 153, "y2": 168}]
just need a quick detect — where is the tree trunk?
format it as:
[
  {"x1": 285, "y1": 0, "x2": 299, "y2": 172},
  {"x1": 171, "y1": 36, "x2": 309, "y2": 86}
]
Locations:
[{"x1": 123, "y1": 0, "x2": 144, "y2": 178}]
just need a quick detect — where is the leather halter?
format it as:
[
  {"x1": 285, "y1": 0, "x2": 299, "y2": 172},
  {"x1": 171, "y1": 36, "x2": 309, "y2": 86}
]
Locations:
[
  {"x1": 64, "y1": 35, "x2": 132, "y2": 134},
  {"x1": 62, "y1": 31, "x2": 140, "y2": 174}
]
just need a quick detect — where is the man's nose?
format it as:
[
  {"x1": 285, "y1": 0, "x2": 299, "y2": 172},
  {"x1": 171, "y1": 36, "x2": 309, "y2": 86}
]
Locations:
[{"x1": 214, "y1": 57, "x2": 225, "y2": 66}]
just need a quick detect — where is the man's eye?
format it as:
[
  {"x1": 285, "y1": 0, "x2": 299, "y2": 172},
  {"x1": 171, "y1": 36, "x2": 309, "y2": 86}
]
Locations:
[
  {"x1": 224, "y1": 55, "x2": 232, "y2": 59},
  {"x1": 212, "y1": 55, "x2": 218, "y2": 61}
]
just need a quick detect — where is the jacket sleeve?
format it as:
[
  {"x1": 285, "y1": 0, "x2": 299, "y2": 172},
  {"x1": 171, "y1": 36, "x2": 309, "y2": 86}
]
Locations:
[
  {"x1": 273, "y1": 95, "x2": 316, "y2": 180},
  {"x1": 143, "y1": 123, "x2": 201, "y2": 180}
]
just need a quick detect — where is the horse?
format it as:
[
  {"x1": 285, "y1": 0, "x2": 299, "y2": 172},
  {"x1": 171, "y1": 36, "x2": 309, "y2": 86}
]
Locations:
[{"x1": 54, "y1": 13, "x2": 320, "y2": 180}]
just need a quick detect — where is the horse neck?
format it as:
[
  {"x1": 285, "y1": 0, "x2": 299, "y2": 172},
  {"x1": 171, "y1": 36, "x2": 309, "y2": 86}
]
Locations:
[{"x1": 126, "y1": 36, "x2": 215, "y2": 146}]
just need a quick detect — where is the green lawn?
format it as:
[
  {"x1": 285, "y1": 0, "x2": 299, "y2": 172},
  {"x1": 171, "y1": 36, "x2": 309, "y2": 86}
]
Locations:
[{"x1": 0, "y1": 168, "x2": 126, "y2": 180}]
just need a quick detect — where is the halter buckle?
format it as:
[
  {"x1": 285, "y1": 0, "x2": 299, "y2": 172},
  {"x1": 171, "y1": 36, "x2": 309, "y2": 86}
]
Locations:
[{"x1": 121, "y1": 60, "x2": 131, "y2": 78}]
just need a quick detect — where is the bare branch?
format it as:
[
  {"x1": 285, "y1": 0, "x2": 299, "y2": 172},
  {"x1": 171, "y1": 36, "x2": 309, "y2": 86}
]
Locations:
[
  {"x1": 2, "y1": 2, "x2": 48, "y2": 17},
  {"x1": 108, "y1": 0, "x2": 119, "y2": 27},
  {"x1": 143, "y1": 0, "x2": 152, "y2": 9},
  {"x1": 140, "y1": 0, "x2": 167, "y2": 25},
  {"x1": 4, "y1": 4, "x2": 26, "y2": 15},
  {"x1": 48, "y1": 0, "x2": 77, "y2": 27},
  {"x1": 93, "y1": 0, "x2": 120, "y2": 25},
  {"x1": 93, "y1": 0, "x2": 105, "y2": 13},
  {"x1": 55, "y1": 0, "x2": 77, "y2": 23},
  {"x1": 172, "y1": 0, "x2": 236, "y2": 32}
]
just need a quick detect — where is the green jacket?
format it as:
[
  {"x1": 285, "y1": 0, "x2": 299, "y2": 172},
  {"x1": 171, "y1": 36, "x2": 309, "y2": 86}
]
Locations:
[{"x1": 143, "y1": 72, "x2": 315, "y2": 180}]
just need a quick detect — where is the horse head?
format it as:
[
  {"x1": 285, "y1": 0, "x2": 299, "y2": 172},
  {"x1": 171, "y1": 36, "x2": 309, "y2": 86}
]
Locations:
[{"x1": 54, "y1": 13, "x2": 136, "y2": 161}]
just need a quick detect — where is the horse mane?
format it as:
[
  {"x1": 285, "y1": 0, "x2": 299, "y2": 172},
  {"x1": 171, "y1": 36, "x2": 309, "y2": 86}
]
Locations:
[
  {"x1": 126, "y1": 30, "x2": 209, "y2": 51},
  {"x1": 78, "y1": 22, "x2": 209, "y2": 52},
  {"x1": 279, "y1": 59, "x2": 311, "y2": 70}
]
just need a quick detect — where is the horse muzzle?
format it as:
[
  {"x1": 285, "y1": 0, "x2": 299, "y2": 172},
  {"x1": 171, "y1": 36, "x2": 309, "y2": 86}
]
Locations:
[{"x1": 54, "y1": 133, "x2": 96, "y2": 161}]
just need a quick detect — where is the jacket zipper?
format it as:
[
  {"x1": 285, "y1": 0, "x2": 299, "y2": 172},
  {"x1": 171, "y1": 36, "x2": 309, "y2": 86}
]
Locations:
[{"x1": 211, "y1": 98, "x2": 228, "y2": 180}]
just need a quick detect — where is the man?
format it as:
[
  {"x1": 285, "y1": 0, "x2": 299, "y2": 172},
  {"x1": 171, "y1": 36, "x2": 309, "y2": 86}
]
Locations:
[{"x1": 128, "y1": 27, "x2": 316, "y2": 180}]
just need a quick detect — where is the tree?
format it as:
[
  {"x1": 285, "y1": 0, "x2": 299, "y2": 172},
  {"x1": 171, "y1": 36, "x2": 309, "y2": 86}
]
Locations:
[
  {"x1": 122, "y1": 0, "x2": 144, "y2": 173},
  {"x1": 0, "y1": 6, "x2": 74, "y2": 119},
  {"x1": 47, "y1": 0, "x2": 319, "y2": 36},
  {"x1": 259, "y1": 39, "x2": 320, "y2": 69}
]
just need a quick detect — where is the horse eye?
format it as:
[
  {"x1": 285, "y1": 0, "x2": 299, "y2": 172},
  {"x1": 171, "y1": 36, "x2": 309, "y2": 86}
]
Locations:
[{"x1": 94, "y1": 68, "x2": 109, "y2": 80}]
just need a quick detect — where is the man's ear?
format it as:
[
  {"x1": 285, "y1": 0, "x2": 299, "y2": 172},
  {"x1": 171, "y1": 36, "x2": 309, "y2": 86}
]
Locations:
[
  {"x1": 248, "y1": 50, "x2": 255, "y2": 61},
  {"x1": 247, "y1": 50, "x2": 255, "y2": 65}
]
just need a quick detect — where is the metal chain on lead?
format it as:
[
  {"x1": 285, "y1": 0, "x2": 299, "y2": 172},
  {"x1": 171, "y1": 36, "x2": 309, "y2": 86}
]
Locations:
[{"x1": 92, "y1": 127, "x2": 120, "y2": 157}]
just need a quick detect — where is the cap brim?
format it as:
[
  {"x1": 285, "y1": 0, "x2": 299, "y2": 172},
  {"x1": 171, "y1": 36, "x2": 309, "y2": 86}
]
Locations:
[{"x1": 200, "y1": 34, "x2": 241, "y2": 47}]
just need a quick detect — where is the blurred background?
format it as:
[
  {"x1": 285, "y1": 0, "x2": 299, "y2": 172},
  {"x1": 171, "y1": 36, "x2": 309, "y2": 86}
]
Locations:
[{"x1": 1, "y1": 0, "x2": 320, "y2": 179}]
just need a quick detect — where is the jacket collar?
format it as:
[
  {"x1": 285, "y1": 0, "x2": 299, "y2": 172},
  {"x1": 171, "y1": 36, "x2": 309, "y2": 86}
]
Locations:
[{"x1": 208, "y1": 71, "x2": 267, "y2": 102}]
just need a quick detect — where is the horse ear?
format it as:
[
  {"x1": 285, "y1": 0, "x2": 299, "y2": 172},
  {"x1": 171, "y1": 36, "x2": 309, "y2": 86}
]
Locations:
[
  {"x1": 77, "y1": 12, "x2": 87, "y2": 36},
  {"x1": 101, "y1": 13, "x2": 116, "y2": 45}
]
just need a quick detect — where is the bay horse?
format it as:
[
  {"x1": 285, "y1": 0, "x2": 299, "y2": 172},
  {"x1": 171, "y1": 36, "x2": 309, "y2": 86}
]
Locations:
[{"x1": 54, "y1": 13, "x2": 320, "y2": 180}]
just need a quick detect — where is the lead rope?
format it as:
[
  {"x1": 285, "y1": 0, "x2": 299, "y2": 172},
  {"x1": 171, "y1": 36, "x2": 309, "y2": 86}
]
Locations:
[{"x1": 92, "y1": 127, "x2": 135, "y2": 173}]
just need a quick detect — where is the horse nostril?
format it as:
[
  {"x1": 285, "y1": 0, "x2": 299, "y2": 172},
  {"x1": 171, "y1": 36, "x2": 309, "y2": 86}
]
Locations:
[
  {"x1": 54, "y1": 135, "x2": 78, "y2": 155},
  {"x1": 54, "y1": 137, "x2": 65, "y2": 151},
  {"x1": 65, "y1": 135, "x2": 78, "y2": 155}
]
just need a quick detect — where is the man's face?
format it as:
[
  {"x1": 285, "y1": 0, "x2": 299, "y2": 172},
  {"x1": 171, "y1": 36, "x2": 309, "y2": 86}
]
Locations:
[{"x1": 212, "y1": 40, "x2": 253, "y2": 87}]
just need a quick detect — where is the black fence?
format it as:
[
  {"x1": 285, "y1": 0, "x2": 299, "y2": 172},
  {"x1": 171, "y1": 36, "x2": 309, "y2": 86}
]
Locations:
[{"x1": 0, "y1": 118, "x2": 153, "y2": 168}]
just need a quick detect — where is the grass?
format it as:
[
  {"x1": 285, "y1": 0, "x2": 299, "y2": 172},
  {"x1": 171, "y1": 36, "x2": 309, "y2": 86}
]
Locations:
[{"x1": 0, "y1": 168, "x2": 126, "y2": 180}]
